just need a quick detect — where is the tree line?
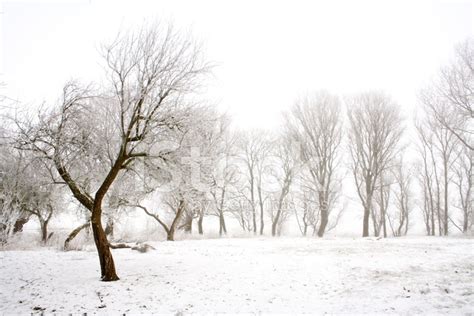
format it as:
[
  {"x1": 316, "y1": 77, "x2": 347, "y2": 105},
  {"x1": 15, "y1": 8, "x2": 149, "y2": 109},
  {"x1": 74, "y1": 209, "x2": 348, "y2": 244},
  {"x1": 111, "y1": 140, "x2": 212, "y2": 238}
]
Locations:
[{"x1": 0, "y1": 23, "x2": 472, "y2": 281}]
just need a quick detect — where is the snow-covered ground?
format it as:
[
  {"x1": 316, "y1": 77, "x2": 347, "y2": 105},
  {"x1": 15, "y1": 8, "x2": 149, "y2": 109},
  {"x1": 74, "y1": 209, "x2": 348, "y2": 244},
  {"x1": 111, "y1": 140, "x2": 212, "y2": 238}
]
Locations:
[{"x1": 0, "y1": 237, "x2": 473, "y2": 314}]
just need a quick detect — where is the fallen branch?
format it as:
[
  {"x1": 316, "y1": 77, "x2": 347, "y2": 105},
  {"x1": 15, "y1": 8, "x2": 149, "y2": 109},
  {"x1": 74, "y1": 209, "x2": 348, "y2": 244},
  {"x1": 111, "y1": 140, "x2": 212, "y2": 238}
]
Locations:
[
  {"x1": 64, "y1": 221, "x2": 90, "y2": 250},
  {"x1": 109, "y1": 243, "x2": 132, "y2": 249},
  {"x1": 109, "y1": 242, "x2": 156, "y2": 253}
]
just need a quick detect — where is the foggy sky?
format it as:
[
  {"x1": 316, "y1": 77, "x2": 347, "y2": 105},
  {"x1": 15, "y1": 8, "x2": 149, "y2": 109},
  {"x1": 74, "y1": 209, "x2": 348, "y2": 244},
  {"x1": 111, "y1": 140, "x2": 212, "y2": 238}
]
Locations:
[{"x1": 2, "y1": 0, "x2": 472, "y2": 129}]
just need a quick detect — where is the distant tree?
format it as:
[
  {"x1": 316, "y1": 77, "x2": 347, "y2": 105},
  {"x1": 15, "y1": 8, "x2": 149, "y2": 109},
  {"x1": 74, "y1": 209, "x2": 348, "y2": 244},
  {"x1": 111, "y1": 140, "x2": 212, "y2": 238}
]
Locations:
[
  {"x1": 0, "y1": 145, "x2": 61, "y2": 244},
  {"x1": 424, "y1": 38, "x2": 473, "y2": 151},
  {"x1": 20, "y1": 161, "x2": 59, "y2": 243},
  {"x1": 346, "y1": 92, "x2": 404, "y2": 237},
  {"x1": 285, "y1": 91, "x2": 344, "y2": 237},
  {"x1": 269, "y1": 135, "x2": 297, "y2": 236},
  {"x1": 236, "y1": 130, "x2": 272, "y2": 235},
  {"x1": 0, "y1": 149, "x2": 30, "y2": 243},
  {"x1": 388, "y1": 156, "x2": 412, "y2": 237},
  {"x1": 416, "y1": 119, "x2": 440, "y2": 236},
  {"x1": 120, "y1": 105, "x2": 223, "y2": 241},
  {"x1": 210, "y1": 145, "x2": 239, "y2": 236},
  {"x1": 206, "y1": 116, "x2": 236, "y2": 236},
  {"x1": 417, "y1": 99, "x2": 459, "y2": 236},
  {"x1": 451, "y1": 144, "x2": 473, "y2": 233}
]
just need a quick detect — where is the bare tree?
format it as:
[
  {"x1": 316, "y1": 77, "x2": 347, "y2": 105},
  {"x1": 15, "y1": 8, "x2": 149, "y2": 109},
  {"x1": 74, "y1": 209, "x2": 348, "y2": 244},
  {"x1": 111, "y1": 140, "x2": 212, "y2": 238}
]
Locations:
[
  {"x1": 210, "y1": 151, "x2": 239, "y2": 236},
  {"x1": 388, "y1": 156, "x2": 412, "y2": 237},
  {"x1": 452, "y1": 144, "x2": 473, "y2": 233},
  {"x1": 0, "y1": 149, "x2": 31, "y2": 243},
  {"x1": 236, "y1": 130, "x2": 272, "y2": 235},
  {"x1": 231, "y1": 197, "x2": 254, "y2": 233},
  {"x1": 269, "y1": 135, "x2": 297, "y2": 236},
  {"x1": 417, "y1": 99, "x2": 459, "y2": 235},
  {"x1": 347, "y1": 92, "x2": 404, "y2": 237},
  {"x1": 294, "y1": 190, "x2": 318, "y2": 236},
  {"x1": 285, "y1": 91, "x2": 343, "y2": 237},
  {"x1": 122, "y1": 106, "x2": 220, "y2": 240},
  {"x1": 0, "y1": 145, "x2": 60, "y2": 244},
  {"x1": 416, "y1": 120, "x2": 440, "y2": 236},
  {"x1": 13, "y1": 23, "x2": 209, "y2": 281},
  {"x1": 20, "y1": 164, "x2": 59, "y2": 243},
  {"x1": 424, "y1": 38, "x2": 473, "y2": 150},
  {"x1": 238, "y1": 130, "x2": 268, "y2": 234},
  {"x1": 254, "y1": 132, "x2": 272, "y2": 235}
]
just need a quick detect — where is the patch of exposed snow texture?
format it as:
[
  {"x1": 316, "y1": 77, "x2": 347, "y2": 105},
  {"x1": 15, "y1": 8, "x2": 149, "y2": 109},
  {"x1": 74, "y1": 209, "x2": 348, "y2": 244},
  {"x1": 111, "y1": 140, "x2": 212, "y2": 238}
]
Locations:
[{"x1": 0, "y1": 237, "x2": 473, "y2": 314}]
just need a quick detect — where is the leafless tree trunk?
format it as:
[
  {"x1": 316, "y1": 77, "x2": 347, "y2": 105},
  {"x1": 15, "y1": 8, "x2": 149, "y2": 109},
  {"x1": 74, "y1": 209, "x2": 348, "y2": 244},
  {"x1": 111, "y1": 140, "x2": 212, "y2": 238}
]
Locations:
[
  {"x1": 416, "y1": 128, "x2": 437, "y2": 236},
  {"x1": 239, "y1": 131, "x2": 267, "y2": 234},
  {"x1": 167, "y1": 200, "x2": 186, "y2": 241},
  {"x1": 197, "y1": 210, "x2": 204, "y2": 235},
  {"x1": 423, "y1": 39, "x2": 473, "y2": 151},
  {"x1": 452, "y1": 145, "x2": 473, "y2": 233},
  {"x1": 418, "y1": 95, "x2": 459, "y2": 236},
  {"x1": 373, "y1": 172, "x2": 391, "y2": 238},
  {"x1": 389, "y1": 157, "x2": 412, "y2": 236},
  {"x1": 132, "y1": 197, "x2": 186, "y2": 242}
]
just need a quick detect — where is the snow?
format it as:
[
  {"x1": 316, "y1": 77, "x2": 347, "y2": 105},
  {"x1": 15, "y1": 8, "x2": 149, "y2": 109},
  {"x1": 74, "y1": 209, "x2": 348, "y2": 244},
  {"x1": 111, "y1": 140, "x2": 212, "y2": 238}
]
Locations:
[{"x1": 0, "y1": 237, "x2": 473, "y2": 314}]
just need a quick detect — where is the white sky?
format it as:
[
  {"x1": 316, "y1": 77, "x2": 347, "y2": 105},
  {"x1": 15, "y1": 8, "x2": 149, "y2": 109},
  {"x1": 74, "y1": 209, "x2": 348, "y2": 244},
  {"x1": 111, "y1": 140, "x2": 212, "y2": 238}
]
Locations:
[{"x1": 1, "y1": 0, "x2": 473, "y2": 129}]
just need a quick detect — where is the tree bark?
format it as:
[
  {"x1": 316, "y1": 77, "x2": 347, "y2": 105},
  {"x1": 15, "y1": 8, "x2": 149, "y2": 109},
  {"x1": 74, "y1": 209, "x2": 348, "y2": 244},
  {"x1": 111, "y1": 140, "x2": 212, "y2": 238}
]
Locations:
[
  {"x1": 443, "y1": 158, "x2": 449, "y2": 236},
  {"x1": 197, "y1": 211, "x2": 204, "y2": 235},
  {"x1": 219, "y1": 211, "x2": 227, "y2": 236},
  {"x1": 317, "y1": 210, "x2": 328, "y2": 237},
  {"x1": 362, "y1": 204, "x2": 370, "y2": 237},
  {"x1": 381, "y1": 187, "x2": 387, "y2": 238},
  {"x1": 167, "y1": 199, "x2": 186, "y2": 241},
  {"x1": 40, "y1": 219, "x2": 50, "y2": 243},
  {"x1": 91, "y1": 207, "x2": 119, "y2": 281}
]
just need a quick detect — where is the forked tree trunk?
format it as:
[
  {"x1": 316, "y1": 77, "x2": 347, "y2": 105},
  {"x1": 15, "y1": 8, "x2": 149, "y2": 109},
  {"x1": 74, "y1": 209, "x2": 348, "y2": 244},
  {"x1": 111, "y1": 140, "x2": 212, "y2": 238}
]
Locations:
[
  {"x1": 219, "y1": 211, "x2": 227, "y2": 236},
  {"x1": 91, "y1": 208, "x2": 119, "y2": 281},
  {"x1": 167, "y1": 199, "x2": 186, "y2": 241},
  {"x1": 166, "y1": 230, "x2": 175, "y2": 241}
]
